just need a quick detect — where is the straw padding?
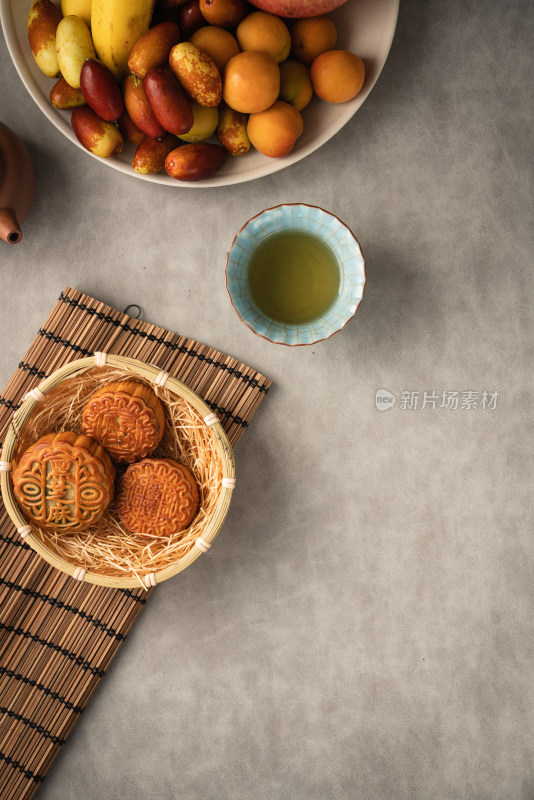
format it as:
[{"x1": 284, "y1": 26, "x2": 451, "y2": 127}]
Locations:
[{"x1": 1, "y1": 355, "x2": 235, "y2": 589}]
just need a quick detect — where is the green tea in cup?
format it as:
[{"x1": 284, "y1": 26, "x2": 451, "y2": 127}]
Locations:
[{"x1": 246, "y1": 230, "x2": 340, "y2": 324}]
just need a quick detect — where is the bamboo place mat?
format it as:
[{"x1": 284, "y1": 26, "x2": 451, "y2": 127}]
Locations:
[{"x1": 0, "y1": 287, "x2": 271, "y2": 799}]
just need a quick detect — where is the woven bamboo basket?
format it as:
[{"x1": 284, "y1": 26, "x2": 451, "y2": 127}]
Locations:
[{"x1": 0, "y1": 353, "x2": 235, "y2": 589}]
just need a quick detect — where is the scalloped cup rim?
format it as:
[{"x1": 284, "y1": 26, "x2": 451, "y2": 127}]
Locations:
[{"x1": 225, "y1": 203, "x2": 367, "y2": 347}]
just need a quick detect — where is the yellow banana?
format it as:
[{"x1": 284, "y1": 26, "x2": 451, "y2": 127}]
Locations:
[
  {"x1": 61, "y1": 0, "x2": 92, "y2": 28},
  {"x1": 91, "y1": 0, "x2": 155, "y2": 79}
]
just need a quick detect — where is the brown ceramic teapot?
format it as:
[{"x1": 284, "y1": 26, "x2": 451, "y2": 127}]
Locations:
[{"x1": 0, "y1": 121, "x2": 36, "y2": 244}]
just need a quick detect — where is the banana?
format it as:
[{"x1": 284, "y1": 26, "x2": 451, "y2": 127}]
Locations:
[
  {"x1": 61, "y1": 0, "x2": 92, "y2": 28},
  {"x1": 91, "y1": 0, "x2": 155, "y2": 79}
]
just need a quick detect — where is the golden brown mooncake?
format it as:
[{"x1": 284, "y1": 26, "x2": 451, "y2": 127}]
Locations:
[
  {"x1": 11, "y1": 431, "x2": 115, "y2": 532},
  {"x1": 116, "y1": 458, "x2": 200, "y2": 537},
  {"x1": 81, "y1": 380, "x2": 166, "y2": 464}
]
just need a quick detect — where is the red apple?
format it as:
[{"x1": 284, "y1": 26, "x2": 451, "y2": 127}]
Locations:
[{"x1": 247, "y1": 0, "x2": 347, "y2": 17}]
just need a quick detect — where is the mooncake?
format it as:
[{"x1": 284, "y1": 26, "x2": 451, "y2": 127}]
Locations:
[
  {"x1": 116, "y1": 457, "x2": 200, "y2": 537},
  {"x1": 82, "y1": 380, "x2": 165, "y2": 464},
  {"x1": 12, "y1": 431, "x2": 115, "y2": 531}
]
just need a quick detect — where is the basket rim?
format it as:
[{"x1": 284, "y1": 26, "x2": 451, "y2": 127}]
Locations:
[{"x1": 0, "y1": 354, "x2": 235, "y2": 589}]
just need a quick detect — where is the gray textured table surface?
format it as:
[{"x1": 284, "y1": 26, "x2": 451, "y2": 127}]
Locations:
[{"x1": 1, "y1": 1, "x2": 533, "y2": 798}]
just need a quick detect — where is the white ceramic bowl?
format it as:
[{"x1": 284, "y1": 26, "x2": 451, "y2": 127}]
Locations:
[{"x1": 0, "y1": 0, "x2": 398, "y2": 187}]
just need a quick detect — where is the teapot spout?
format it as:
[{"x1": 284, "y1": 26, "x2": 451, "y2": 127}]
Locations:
[{"x1": 0, "y1": 208, "x2": 23, "y2": 244}]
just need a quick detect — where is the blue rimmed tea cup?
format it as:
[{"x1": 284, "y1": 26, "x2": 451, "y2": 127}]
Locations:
[{"x1": 225, "y1": 204, "x2": 366, "y2": 346}]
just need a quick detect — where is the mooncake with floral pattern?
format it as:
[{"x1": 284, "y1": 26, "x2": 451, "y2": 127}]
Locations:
[{"x1": 82, "y1": 380, "x2": 165, "y2": 464}]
